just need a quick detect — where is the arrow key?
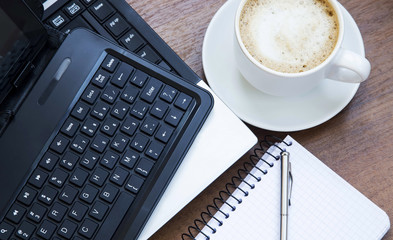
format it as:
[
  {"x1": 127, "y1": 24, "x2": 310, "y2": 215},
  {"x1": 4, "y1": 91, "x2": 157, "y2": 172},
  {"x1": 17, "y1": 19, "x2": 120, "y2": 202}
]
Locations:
[
  {"x1": 50, "y1": 134, "x2": 70, "y2": 154},
  {"x1": 165, "y1": 108, "x2": 183, "y2": 127}
]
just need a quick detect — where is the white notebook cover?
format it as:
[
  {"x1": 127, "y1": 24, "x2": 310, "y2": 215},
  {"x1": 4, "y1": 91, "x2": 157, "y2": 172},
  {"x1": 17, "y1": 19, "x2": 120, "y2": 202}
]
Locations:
[{"x1": 138, "y1": 81, "x2": 257, "y2": 239}]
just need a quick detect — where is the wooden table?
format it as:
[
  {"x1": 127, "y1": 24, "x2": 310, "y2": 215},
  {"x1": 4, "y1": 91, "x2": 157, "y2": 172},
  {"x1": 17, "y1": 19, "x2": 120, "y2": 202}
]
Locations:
[{"x1": 127, "y1": 0, "x2": 393, "y2": 239}]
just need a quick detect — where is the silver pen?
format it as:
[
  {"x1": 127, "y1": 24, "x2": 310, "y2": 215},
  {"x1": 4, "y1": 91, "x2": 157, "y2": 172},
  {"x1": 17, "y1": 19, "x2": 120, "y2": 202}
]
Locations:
[{"x1": 280, "y1": 151, "x2": 293, "y2": 240}]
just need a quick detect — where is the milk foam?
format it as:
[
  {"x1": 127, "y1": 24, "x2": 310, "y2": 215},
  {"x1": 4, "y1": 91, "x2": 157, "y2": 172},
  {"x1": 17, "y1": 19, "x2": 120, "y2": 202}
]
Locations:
[{"x1": 239, "y1": 0, "x2": 339, "y2": 73}]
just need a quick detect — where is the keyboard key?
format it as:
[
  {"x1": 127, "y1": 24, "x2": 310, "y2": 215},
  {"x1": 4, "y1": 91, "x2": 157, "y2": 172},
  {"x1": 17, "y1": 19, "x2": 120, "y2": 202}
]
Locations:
[
  {"x1": 120, "y1": 117, "x2": 139, "y2": 136},
  {"x1": 71, "y1": 102, "x2": 90, "y2": 121},
  {"x1": 90, "y1": 168, "x2": 109, "y2": 186},
  {"x1": 101, "y1": 85, "x2": 120, "y2": 104},
  {"x1": 81, "y1": 151, "x2": 99, "y2": 170},
  {"x1": 0, "y1": 222, "x2": 14, "y2": 240},
  {"x1": 69, "y1": 202, "x2": 88, "y2": 221},
  {"x1": 155, "y1": 124, "x2": 174, "y2": 143},
  {"x1": 60, "y1": 152, "x2": 79, "y2": 171},
  {"x1": 125, "y1": 174, "x2": 144, "y2": 194},
  {"x1": 81, "y1": 85, "x2": 100, "y2": 105},
  {"x1": 6, "y1": 203, "x2": 26, "y2": 224},
  {"x1": 91, "y1": 101, "x2": 110, "y2": 120},
  {"x1": 82, "y1": 10, "x2": 116, "y2": 42},
  {"x1": 89, "y1": 0, "x2": 115, "y2": 22},
  {"x1": 120, "y1": 149, "x2": 138, "y2": 169},
  {"x1": 70, "y1": 135, "x2": 90, "y2": 153},
  {"x1": 59, "y1": 185, "x2": 78, "y2": 204},
  {"x1": 141, "y1": 117, "x2": 159, "y2": 136},
  {"x1": 80, "y1": 185, "x2": 99, "y2": 204},
  {"x1": 38, "y1": 186, "x2": 58, "y2": 205},
  {"x1": 110, "y1": 167, "x2": 129, "y2": 186},
  {"x1": 121, "y1": 85, "x2": 139, "y2": 104},
  {"x1": 15, "y1": 221, "x2": 36, "y2": 240},
  {"x1": 50, "y1": 134, "x2": 70, "y2": 154},
  {"x1": 48, "y1": 12, "x2": 69, "y2": 29},
  {"x1": 160, "y1": 85, "x2": 177, "y2": 103},
  {"x1": 37, "y1": 220, "x2": 57, "y2": 240},
  {"x1": 91, "y1": 69, "x2": 110, "y2": 88},
  {"x1": 27, "y1": 203, "x2": 47, "y2": 223},
  {"x1": 48, "y1": 203, "x2": 68, "y2": 222},
  {"x1": 137, "y1": 45, "x2": 161, "y2": 63},
  {"x1": 175, "y1": 92, "x2": 192, "y2": 110},
  {"x1": 105, "y1": 13, "x2": 129, "y2": 37},
  {"x1": 61, "y1": 118, "x2": 80, "y2": 137},
  {"x1": 58, "y1": 219, "x2": 77, "y2": 239},
  {"x1": 146, "y1": 141, "x2": 164, "y2": 160},
  {"x1": 70, "y1": 168, "x2": 89, "y2": 187},
  {"x1": 111, "y1": 62, "x2": 134, "y2": 88},
  {"x1": 100, "y1": 184, "x2": 119, "y2": 203},
  {"x1": 101, "y1": 55, "x2": 119, "y2": 73},
  {"x1": 79, "y1": 219, "x2": 98, "y2": 239},
  {"x1": 90, "y1": 134, "x2": 109, "y2": 153},
  {"x1": 94, "y1": 192, "x2": 134, "y2": 239},
  {"x1": 135, "y1": 158, "x2": 154, "y2": 177},
  {"x1": 110, "y1": 101, "x2": 129, "y2": 120},
  {"x1": 165, "y1": 108, "x2": 184, "y2": 127},
  {"x1": 111, "y1": 134, "x2": 129, "y2": 153},
  {"x1": 28, "y1": 169, "x2": 48, "y2": 189},
  {"x1": 130, "y1": 101, "x2": 149, "y2": 119},
  {"x1": 49, "y1": 168, "x2": 68, "y2": 188},
  {"x1": 17, "y1": 186, "x2": 37, "y2": 206},
  {"x1": 150, "y1": 101, "x2": 168, "y2": 119},
  {"x1": 81, "y1": 118, "x2": 100, "y2": 137},
  {"x1": 101, "y1": 118, "x2": 120, "y2": 136},
  {"x1": 89, "y1": 201, "x2": 108, "y2": 221},
  {"x1": 39, "y1": 152, "x2": 59, "y2": 172},
  {"x1": 100, "y1": 151, "x2": 119, "y2": 170},
  {"x1": 63, "y1": 1, "x2": 85, "y2": 18},
  {"x1": 130, "y1": 133, "x2": 149, "y2": 152},
  {"x1": 120, "y1": 29, "x2": 145, "y2": 52},
  {"x1": 130, "y1": 70, "x2": 149, "y2": 88},
  {"x1": 141, "y1": 78, "x2": 163, "y2": 103}
]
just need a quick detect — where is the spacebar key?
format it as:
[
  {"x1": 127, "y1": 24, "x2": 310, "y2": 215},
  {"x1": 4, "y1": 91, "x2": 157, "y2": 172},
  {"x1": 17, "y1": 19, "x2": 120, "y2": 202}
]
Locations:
[{"x1": 95, "y1": 192, "x2": 135, "y2": 239}]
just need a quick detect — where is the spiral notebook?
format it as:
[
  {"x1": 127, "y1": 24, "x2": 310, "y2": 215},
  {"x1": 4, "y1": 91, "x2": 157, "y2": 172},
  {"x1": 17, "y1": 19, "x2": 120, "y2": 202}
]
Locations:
[{"x1": 184, "y1": 136, "x2": 390, "y2": 240}]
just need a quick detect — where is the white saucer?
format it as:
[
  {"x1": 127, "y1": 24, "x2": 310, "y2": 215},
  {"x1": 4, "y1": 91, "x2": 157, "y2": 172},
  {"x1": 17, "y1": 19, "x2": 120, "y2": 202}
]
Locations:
[{"x1": 202, "y1": 0, "x2": 364, "y2": 132}]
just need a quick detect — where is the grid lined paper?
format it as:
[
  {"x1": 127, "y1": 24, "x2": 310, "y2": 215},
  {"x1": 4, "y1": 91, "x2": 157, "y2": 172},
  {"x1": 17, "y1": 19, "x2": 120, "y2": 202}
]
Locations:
[{"x1": 196, "y1": 136, "x2": 390, "y2": 240}]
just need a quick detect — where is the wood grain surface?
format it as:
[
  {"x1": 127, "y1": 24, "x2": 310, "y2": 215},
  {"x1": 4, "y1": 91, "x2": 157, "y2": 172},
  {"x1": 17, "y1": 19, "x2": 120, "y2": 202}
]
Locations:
[{"x1": 126, "y1": 0, "x2": 393, "y2": 239}]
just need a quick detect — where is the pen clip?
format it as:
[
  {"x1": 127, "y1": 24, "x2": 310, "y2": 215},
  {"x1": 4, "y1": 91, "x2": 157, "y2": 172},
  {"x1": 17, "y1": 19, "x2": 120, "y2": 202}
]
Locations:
[{"x1": 288, "y1": 160, "x2": 293, "y2": 206}]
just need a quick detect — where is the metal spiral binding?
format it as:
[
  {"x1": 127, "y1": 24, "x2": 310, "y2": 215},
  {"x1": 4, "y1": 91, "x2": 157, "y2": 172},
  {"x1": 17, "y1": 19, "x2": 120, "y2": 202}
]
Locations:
[{"x1": 181, "y1": 136, "x2": 291, "y2": 240}]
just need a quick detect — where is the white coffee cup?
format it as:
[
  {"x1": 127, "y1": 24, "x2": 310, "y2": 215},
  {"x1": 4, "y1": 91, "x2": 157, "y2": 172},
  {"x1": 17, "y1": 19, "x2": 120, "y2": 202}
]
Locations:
[{"x1": 234, "y1": 0, "x2": 371, "y2": 97}]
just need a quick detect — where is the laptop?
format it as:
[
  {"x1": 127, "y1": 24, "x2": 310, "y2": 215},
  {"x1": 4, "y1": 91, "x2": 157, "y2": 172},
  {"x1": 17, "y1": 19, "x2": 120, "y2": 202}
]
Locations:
[
  {"x1": 0, "y1": 1, "x2": 213, "y2": 239},
  {"x1": 39, "y1": 0, "x2": 201, "y2": 85}
]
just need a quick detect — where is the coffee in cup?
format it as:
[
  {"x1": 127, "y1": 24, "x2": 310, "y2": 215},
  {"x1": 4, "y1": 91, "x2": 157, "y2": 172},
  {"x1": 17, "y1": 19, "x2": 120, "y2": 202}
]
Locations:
[
  {"x1": 239, "y1": 0, "x2": 339, "y2": 73},
  {"x1": 234, "y1": 0, "x2": 371, "y2": 96}
]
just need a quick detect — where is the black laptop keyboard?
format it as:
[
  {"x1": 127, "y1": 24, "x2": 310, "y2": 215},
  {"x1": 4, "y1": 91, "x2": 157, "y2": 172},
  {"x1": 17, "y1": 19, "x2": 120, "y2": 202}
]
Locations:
[
  {"x1": 0, "y1": 54, "x2": 198, "y2": 240},
  {"x1": 45, "y1": 0, "x2": 175, "y2": 74}
]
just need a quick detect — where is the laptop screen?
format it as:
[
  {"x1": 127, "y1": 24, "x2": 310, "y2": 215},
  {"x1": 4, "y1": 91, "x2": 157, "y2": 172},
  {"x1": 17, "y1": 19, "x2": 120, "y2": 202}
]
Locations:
[
  {"x1": 0, "y1": 0, "x2": 48, "y2": 105},
  {"x1": 0, "y1": 7, "x2": 29, "y2": 89}
]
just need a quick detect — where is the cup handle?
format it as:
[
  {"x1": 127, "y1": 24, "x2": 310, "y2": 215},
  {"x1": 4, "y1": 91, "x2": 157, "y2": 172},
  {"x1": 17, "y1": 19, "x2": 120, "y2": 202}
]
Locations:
[{"x1": 326, "y1": 48, "x2": 371, "y2": 83}]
